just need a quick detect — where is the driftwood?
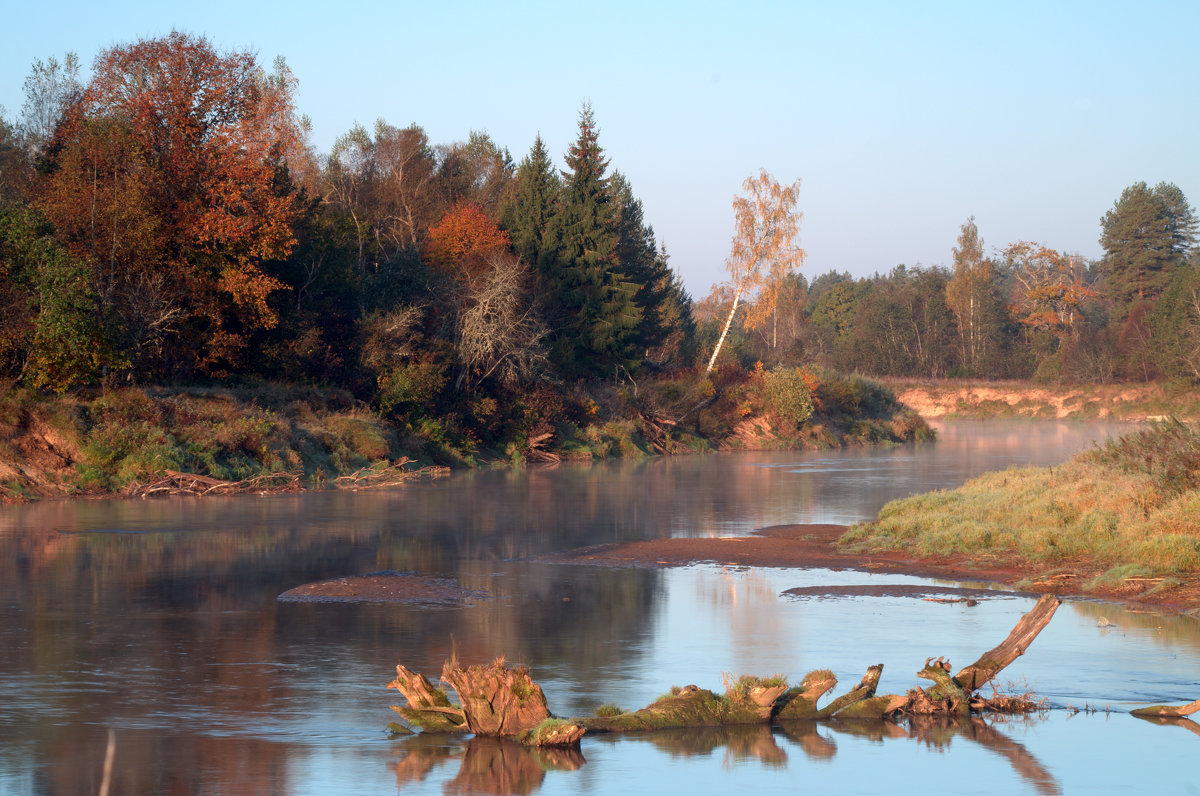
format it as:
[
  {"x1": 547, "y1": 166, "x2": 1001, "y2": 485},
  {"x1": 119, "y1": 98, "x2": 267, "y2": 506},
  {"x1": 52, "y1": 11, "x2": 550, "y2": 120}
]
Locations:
[
  {"x1": 953, "y1": 594, "x2": 1061, "y2": 691},
  {"x1": 388, "y1": 658, "x2": 585, "y2": 746},
  {"x1": 1130, "y1": 698, "x2": 1200, "y2": 719},
  {"x1": 333, "y1": 459, "x2": 449, "y2": 490},
  {"x1": 125, "y1": 458, "x2": 447, "y2": 498},
  {"x1": 124, "y1": 469, "x2": 302, "y2": 497},
  {"x1": 388, "y1": 594, "x2": 1064, "y2": 741}
]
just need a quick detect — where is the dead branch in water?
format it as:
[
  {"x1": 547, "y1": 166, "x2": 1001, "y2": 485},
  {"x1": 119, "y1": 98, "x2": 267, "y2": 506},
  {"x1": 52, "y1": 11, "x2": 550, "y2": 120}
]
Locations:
[
  {"x1": 333, "y1": 458, "x2": 449, "y2": 490},
  {"x1": 123, "y1": 458, "x2": 447, "y2": 497},
  {"x1": 1131, "y1": 698, "x2": 1200, "y2": 719},
  {"x1": 386, "y1": 594, "x2": 1065, "y2": 742},
  {"x1": 124, "y1": 469, "x2": 302, "y2": 497}
]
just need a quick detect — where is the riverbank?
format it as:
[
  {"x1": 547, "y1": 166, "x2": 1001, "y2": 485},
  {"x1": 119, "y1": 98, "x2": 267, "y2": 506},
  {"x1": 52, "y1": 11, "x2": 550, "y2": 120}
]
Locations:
[
  {"x1": 888, "y1": 379, "x2": 1200, "y2": 421},
  {"x1": 535, "y1": 522, "x2": 1200, "y2": 617},
  {"x1": 0, "y1": 369, "x2": 930, "y2": 502}
]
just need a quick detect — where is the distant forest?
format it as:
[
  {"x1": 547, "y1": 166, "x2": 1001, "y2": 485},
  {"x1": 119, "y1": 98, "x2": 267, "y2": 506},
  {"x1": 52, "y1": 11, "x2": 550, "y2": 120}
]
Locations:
[
  {"x1": 706, "y1": 181, "x2": 1200, "y2": 384},
  {"x1": 2, "y1": 32, "x2": 1198, "y2": 412}
]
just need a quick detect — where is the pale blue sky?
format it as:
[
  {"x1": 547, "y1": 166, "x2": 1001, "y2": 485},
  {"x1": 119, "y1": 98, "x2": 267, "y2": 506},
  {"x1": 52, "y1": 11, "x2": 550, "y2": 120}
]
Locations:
[{"x1": 3, "y1": 0, "x2": 1196, "y2": 296}]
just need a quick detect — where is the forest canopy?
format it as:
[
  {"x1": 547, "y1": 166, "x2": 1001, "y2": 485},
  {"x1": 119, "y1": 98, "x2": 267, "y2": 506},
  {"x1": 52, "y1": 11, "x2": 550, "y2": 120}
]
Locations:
[{"x1": 2, "y1": 31, "x2": 1198, "y2": 418}]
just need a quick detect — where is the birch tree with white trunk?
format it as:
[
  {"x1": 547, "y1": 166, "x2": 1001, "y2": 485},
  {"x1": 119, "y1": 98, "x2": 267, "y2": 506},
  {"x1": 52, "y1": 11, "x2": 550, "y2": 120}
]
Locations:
[{"x1": 704, "y1": 170, "x2": 805, "y2": 375}]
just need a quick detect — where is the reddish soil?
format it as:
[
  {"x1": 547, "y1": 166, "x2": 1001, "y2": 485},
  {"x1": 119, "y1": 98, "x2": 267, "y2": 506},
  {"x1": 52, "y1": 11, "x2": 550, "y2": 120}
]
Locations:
[
  {"x1": 535, "y1": 524, "x2": 1200, "y2": 616},
  {"x1": 278, "y1": 572, "x2": 488, "y2": 605}
]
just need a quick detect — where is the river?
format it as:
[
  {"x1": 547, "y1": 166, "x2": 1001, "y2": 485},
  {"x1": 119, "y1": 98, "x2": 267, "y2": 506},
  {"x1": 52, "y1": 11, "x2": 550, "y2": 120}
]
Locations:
[{"x1": 1, "y1": 420, "x2": 1197, "y2": 794}]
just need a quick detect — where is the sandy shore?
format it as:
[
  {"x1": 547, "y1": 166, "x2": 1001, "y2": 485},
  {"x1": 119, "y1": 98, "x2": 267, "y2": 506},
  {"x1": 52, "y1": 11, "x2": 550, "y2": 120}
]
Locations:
[{"x1": 534, "y1": 524, "x2": 1200, "y2": 617}]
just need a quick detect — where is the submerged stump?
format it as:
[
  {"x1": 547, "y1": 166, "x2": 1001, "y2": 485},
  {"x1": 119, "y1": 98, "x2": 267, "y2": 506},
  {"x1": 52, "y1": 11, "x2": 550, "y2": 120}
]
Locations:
[
  {"x1": 387, "y1": 593, "x2": 1066, "y2": 738},
  {"x1": 439, "y1": 658, "x2": 553, "y2": 737}
]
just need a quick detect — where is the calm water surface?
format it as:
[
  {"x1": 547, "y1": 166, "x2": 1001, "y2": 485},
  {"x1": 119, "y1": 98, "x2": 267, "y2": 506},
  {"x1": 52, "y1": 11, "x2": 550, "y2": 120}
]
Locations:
[{"x1": 2, "y1": 420, "x2": 1198, "y2": 794}]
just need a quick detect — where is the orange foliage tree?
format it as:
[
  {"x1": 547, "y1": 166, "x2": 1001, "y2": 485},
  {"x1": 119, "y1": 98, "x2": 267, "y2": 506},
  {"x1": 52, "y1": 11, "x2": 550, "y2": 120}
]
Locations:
[
  {"x1": 423, "y1": 201, "x2": 511, "y2": 283},
  {"x1": 705, "y1": 170, "x2": 805, "y2": 375},
  {"x1": 38, "y1": 31, "x2": 306, "y2": 376},
  {"x1": 1003, "y1": 241, "x2": 1094, "y2": 338}
]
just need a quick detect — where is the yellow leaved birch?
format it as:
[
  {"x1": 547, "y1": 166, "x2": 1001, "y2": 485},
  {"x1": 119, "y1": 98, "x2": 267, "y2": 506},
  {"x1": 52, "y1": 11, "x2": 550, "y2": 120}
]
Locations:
[{"x1": 705, "y1": 170, "x2": 805, "y2": 375}]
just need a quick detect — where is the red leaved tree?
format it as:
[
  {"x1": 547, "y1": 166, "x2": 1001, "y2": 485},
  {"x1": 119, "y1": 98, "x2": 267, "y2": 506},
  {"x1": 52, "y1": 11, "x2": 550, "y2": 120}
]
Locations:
[
  {"x1": 423, "y1": 201, "x2": 511, "y2": 284},
  {"x1": 39, "y1": 31, "x2": 306, "y2": 377}
]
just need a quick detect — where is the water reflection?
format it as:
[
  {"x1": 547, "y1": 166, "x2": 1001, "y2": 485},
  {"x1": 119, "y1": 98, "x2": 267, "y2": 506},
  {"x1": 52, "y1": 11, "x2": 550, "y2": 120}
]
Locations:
[
  {"x1": 390, "y1": 735, "x2": 585, "y2": 795},
  {"x1": 2, "y1": 420, "x2": 1193, "y2": 795},
  {"x1": 383, "y1": 718, "x2": 1063, "y2": 796}
]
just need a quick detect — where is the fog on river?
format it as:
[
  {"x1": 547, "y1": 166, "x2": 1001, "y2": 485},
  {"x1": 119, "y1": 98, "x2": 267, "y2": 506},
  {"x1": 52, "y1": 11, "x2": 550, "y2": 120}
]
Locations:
[{"x1": 1, "y1": 420, "x2": 1197, "y2": 795}]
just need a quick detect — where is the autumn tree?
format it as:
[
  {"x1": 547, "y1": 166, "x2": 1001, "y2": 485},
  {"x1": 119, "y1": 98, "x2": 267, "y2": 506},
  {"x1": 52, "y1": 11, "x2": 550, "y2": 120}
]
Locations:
[
  {"x1": 1003, "y1": 242, "x2": 1094, "y2": 340},
  {"x1": 705, "y1": 170, "x2": 805, "y2": 375},
  {"x1": 424, "y1": 201, "x2": 511, "y2": 284},
  {"x1": 945, "y1": 217, "x2": 1007, "y2": 375},
  {"x1": 1099, "y1": 181, "x2": 1197, "y2": 322},
  {"x1": 38, "y1": 32, "x2": 307, "y2": 377}
]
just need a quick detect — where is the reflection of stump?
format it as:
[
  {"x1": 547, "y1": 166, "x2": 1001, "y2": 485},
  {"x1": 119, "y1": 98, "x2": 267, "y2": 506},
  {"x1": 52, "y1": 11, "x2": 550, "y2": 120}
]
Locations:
[
  {"x1": 441, "y1": 658, "x2": 553, "y2": 737},
  {"x1": 445, "y1": 737, "x2": 546, "y2": 796}
]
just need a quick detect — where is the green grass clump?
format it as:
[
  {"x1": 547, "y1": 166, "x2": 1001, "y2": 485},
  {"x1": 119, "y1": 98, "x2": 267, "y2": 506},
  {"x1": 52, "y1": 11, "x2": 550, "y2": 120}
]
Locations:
[{"x1": 841, "y1": 421, "x2": 1200, "y2": 585}]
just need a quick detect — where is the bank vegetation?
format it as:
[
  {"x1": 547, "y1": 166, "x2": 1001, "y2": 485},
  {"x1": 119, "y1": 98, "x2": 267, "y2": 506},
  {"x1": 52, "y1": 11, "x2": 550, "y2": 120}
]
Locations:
[{"x1": 841, "y1": 421, "x2": 1200, "y2": 606}]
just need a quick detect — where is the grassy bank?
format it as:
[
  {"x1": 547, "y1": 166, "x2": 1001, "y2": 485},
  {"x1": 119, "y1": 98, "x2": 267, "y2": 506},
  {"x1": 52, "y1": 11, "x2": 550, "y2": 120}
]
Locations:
[
  {"x1": 840, "y1": 421, "x2": 1200, "y2": 600},
  {"x1": 887, "y1": 378, "x2": 1200, "y2": 421},
  {"x1": 0, "y1": 366, "x2": 930, "y2": 501}
]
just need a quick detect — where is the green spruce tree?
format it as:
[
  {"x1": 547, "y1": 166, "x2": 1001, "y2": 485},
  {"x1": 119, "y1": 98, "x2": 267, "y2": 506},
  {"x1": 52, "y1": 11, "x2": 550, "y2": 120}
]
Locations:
[
  {"x1": 551, "y1": 104, "x2": 641, "y2": 376},
  {"x1": 612, "y1": 171, "x2": 694, "y2": 366},
  {"x1": 506, "y1": 135, "x2": 561, "y2": 273}
]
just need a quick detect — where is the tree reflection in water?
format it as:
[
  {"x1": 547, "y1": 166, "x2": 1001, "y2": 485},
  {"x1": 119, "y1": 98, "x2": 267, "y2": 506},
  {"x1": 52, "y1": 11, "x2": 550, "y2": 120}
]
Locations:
[
  {"x1": 388, "y1": 716, "x2": 1063, "y2": 796},
  {"x1": 390, "y1": 735, "x2": 584, "y2": 795}
]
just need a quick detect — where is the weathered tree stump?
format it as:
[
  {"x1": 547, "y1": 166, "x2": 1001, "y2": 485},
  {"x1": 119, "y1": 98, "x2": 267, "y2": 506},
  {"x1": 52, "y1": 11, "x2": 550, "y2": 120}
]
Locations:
[
  {"x1": 387, "y1": 664, "x2": 468, "y2": 733},
  {"x1": 439, "y1": 658, "x2": 557, "y2": 739}
]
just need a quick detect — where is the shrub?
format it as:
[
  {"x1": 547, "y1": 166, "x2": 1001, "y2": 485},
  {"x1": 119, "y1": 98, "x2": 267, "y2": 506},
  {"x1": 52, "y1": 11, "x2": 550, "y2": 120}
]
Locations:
[{"x1": 760, "y1": 366, "x2": 815, "y2": 426}]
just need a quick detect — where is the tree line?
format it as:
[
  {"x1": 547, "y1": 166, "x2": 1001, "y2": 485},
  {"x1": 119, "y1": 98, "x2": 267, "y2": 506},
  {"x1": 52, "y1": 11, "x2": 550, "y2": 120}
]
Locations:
[
  {"x1": 0, "y1": 33, "x2": 696, "y2": 411},
  {"x1": 697, "y1": 182, "x2": 1199, "y2": 383},
  {"x1": 2, "y1": 30, "x2": 1197, "y2": 441}
]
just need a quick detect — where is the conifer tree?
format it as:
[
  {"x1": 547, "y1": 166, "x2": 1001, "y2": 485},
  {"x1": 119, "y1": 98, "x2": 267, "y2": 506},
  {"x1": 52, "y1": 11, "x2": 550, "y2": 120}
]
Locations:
[
  {"x1": 507, "y1": 135, "x2": 560, "y2": 271},
  {"x1": 551, "y1": 104, "x2": 641, "y2": 375},
  {"x1": 1099, "y1": 181, "x2": 1197, "y2": 322},
  {"x1": 612, "y1": 171, "x2": 693, "y2": 365}
]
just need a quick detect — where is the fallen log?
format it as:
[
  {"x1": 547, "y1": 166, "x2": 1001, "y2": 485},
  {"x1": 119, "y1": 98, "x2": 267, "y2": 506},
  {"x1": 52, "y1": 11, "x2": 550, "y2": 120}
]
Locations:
[
  {"x1": 580, "y1": 678, "x2": 787, "y2": 733},
  {"x1": 387, "y1": 594, "x2": 1063, "y2": 737},
  {"x1": 953, "y1": 594, "x2": 1060, "y2": 691},
  {"x1": 1130, "y1": 698, "x2": 1200, "y2": 719}
]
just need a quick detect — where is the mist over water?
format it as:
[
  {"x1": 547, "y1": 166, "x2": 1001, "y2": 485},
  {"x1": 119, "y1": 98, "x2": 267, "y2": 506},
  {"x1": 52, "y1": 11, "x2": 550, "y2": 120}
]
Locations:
[{"x1": 2, "y1": 420, "x2": 1194, "y2": 795}]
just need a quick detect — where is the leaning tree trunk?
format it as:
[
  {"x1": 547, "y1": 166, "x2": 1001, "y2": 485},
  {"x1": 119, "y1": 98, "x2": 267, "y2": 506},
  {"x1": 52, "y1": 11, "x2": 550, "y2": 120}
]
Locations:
[{"x1": 953, "y1": 594, "x2": 1060, "y2": 691}]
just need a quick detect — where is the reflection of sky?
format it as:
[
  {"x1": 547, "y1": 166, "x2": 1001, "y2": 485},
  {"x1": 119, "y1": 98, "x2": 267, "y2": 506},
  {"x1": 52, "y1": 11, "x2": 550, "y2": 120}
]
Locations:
[
  {"x1": 369, "y1": 563, "x2": 1200, "y2": 796},
  {"x1": 3, "y1": 419, "x2": 1194, "y2": 795}
]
